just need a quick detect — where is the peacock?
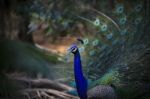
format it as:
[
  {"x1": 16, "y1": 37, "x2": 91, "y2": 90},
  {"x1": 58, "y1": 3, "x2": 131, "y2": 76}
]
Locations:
[
  {"x1": 68, "y1": 41, "x2": 117, "y2": 99},
  {"x1": 66, "y1": 0, "x2": 150, "y2": 99}
]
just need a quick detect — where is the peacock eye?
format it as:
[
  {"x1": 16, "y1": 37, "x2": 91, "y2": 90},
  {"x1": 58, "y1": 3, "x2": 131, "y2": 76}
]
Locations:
[
  {"x1": 93, "y1": 18, "x2": 100, "y2": 26},
  {"x1": 135, "y1": 4, "x2": 142, "y2": 12},
  {"x1": 72, "y1": 47, "x2": 77, "y2": 52},
  {"x1": 116, "y1": 4, "x2": 124, "y2": 14},
  {"x1": 119, "y1": 16, "x2": 127, "y2": 25},
  {"x1": 101, "y1": 24, "x2": 107, "y2": 32}
]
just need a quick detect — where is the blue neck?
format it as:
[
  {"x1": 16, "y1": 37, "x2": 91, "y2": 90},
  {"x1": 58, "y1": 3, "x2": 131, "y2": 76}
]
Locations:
[{"x1": 74, "y1": 50, "x2": 87, "y2": 99}]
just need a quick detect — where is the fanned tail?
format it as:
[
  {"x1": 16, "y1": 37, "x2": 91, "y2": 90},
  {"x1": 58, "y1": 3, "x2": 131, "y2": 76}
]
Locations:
[{"x1": 73, "y1": 0, "x2": 150, "y2": 99}]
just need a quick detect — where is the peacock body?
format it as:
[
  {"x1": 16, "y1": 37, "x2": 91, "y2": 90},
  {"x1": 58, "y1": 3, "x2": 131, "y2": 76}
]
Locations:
[
  {"x1": 69, "y1": 42, "x2": 117, "y2": 99},
  {"x1": 67, "y1": 0, "x2": 150, "y2": 99}
]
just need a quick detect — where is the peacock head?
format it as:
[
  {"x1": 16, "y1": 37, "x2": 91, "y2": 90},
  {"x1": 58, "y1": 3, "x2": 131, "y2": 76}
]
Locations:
[
  {"x1": 68, "y1": 44, "x2": 78, "y2": 54},
  {"x1": 68, "y1": 38, "x2": 84, "y2": 54}
]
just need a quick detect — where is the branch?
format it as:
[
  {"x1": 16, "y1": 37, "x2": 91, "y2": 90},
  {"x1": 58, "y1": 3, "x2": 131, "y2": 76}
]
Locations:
[
  {"x1": 13, "y1": 77, "x2": 74, "y2": 91},
  {"x1": 22, "y1": 88, "x2": 79, "y2": 99}
]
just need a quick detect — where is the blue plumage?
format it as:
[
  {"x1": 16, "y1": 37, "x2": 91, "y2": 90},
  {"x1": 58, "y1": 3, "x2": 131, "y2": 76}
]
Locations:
[
  {"x1": 74, "y1": 51, "x2": 87, "y2": 99},
  {"x1": 69, "y1": 44, "x2": 87, "y2": 99}
]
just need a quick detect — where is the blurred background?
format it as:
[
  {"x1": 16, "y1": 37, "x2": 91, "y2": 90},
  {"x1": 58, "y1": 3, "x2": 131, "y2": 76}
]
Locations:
[{"x1": 0, "y1": 0, "x2": 150, "y2": 99}]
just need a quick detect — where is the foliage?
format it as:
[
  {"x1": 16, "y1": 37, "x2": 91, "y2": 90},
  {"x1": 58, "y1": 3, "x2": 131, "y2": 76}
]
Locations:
[
  {"x1": 0, "y1": 39, "x2": 59, "y2": 76},
  {"x1": 0, "y1": 39, "x2": 62, "y2": 97}
]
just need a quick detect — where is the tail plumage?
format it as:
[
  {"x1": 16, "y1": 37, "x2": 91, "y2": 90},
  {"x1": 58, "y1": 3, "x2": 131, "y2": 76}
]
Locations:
[{"x1": 67, "y1": 0, "x2": 150, "y2": 99}]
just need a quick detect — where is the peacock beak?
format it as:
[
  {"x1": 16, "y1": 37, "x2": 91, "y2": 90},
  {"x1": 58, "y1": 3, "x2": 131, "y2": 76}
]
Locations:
[
  {"x1": 67, "y1": 48, "x2": 72, "y2": 53},
  {"x1": 67, "y1": 46, "x2": 74, "y2": 53}
]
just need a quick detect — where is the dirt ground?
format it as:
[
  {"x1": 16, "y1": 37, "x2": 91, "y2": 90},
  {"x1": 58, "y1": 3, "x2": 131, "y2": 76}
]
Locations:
[{"x1": 33, "y1": 32, "x2": 76, "y2": 54}]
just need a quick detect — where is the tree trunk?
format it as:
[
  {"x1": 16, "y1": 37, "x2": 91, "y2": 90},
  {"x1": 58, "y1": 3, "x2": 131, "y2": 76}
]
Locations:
[{"x1": 0, "y1": 0, "x2": 33, "y2": 43}]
